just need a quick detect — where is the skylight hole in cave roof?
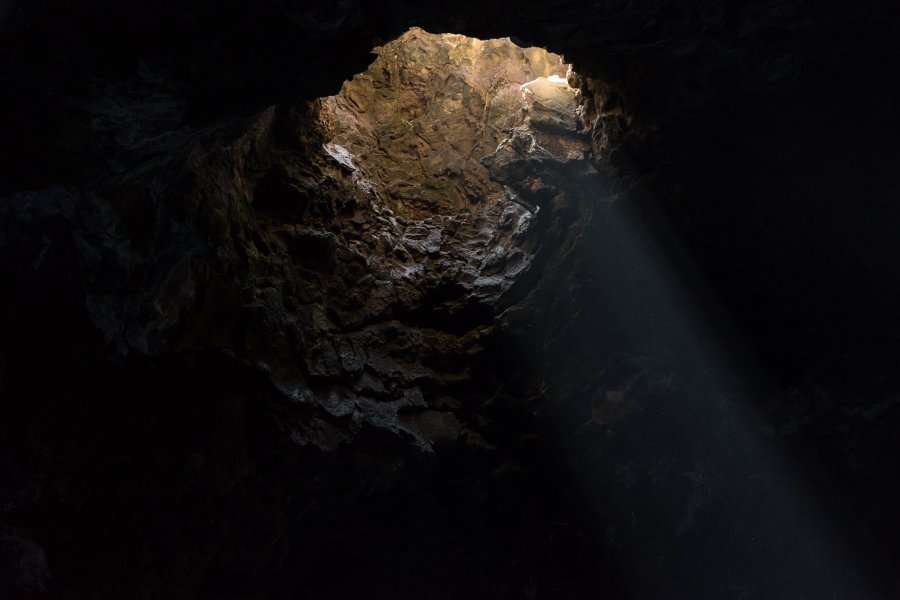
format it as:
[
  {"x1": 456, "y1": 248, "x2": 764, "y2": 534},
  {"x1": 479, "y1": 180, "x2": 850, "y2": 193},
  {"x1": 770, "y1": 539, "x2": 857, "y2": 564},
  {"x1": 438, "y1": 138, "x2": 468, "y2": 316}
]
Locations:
[{"x1": 317, "y1": 27, "x2": 583, "y2": 221}]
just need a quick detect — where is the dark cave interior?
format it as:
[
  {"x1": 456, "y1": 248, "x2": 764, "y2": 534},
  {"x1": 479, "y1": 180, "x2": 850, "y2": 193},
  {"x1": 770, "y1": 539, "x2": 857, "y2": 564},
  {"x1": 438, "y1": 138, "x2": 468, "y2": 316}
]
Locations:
[{"x1": 2, "y1": 2, "x2": 900, "y2": 599}]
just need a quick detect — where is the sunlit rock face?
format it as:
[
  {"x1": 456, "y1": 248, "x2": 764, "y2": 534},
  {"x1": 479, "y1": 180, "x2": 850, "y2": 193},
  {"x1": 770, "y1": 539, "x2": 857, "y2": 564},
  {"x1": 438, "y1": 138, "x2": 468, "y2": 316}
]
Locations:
[
  {"x1": 305, "y1": 29, "x2": 593, "y2": 319},
  {"x1": 323, "y1": 28, "x2": 569, "y2": 218},
  {"x1": 309, "y1": 29, "x2": 555, "y2": 314}
]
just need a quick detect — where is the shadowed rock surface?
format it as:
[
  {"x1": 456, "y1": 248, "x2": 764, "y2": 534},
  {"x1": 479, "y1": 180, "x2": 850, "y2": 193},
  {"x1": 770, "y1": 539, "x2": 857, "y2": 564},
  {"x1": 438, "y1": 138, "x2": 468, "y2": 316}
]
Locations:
[{"x1": 2, "y1": 2, "x2": 900, "y2": 599}]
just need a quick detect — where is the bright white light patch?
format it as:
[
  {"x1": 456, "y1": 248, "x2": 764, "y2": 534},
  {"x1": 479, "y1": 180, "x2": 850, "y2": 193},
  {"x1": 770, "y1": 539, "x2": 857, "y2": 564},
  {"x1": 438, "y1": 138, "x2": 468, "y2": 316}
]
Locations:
[
  {"x1": 546, "y1": 74, "x2": 571, "y2": 86},
  {"x1": 520, "y1": 74, "x2": 573, "y2": 91}
]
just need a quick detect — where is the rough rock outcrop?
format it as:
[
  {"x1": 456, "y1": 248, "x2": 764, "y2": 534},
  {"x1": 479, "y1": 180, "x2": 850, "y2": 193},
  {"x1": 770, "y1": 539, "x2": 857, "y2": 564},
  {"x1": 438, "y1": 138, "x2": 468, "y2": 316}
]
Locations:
[{"x1": 234, "y1": 31, "x2": 593, "y2": 457}]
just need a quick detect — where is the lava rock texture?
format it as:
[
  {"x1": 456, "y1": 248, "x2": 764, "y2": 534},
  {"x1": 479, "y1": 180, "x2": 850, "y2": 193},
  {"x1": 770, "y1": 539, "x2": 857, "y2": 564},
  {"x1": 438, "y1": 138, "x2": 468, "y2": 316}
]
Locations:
[{"x1": 2, "y1": 1, "x2": 900, "y2": 599}]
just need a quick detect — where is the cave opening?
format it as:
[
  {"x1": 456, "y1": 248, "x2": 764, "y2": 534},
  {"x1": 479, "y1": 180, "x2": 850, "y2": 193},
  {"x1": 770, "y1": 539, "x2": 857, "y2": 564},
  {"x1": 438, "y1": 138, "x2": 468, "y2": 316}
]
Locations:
[
  {"x1": 5, "y1": 4, "x2": 900, "y2": 598},
  {"x1": 321, "y1": 27, "x2": 585, "y2": 216},
  {"x1": 303, "y1": 27, "x2": 598, "y2": 309}
]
